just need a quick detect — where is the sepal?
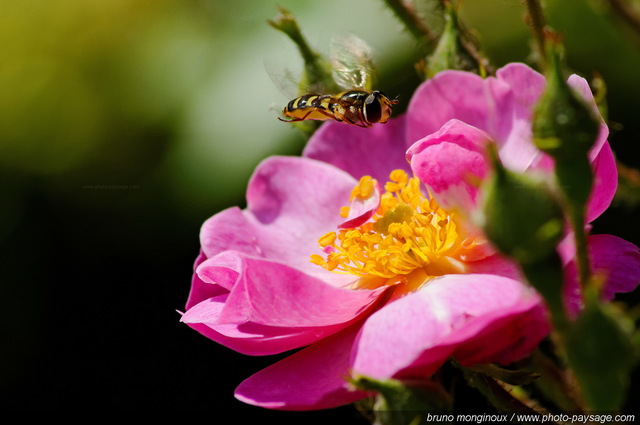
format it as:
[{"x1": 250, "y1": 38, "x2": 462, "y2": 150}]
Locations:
[{"x1": 352, "y1": 375, "x2": 452, "y2": 425}]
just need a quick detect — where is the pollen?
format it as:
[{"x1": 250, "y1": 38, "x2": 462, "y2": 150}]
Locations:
[
  {"x1": 311, "y1": 169, "x2": 483, "y2": 294},
  {"x1": 351, "y1": 175, "x2": 376, "y2": 201}
]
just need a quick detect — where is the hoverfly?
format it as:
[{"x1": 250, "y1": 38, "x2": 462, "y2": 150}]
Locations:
[
  {"x1": 279, "y1": 90, "x2": 397, "y2": 128},
  {"x1": 277, "y1": 35, "x2": 398, "y2": 128}
]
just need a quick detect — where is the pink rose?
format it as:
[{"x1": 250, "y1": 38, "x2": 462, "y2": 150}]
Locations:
[{"x1": 182, "y1": 63, "x2": 639, "y2": 410}]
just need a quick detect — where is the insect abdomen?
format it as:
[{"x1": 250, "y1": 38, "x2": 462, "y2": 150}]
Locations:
[
  {"x1": 282, "y1": 94, "x2": 335, "y2": 121},
  {"x1": 286, "y1": 94, "x2": 330, "y2": 110}
]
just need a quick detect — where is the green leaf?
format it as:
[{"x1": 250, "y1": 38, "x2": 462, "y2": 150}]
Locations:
[{"x1": 352, "y1": 375, "x2": 451, "y2": 425}]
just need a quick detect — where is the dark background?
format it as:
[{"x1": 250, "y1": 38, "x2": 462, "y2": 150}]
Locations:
[{"x1": 1, "y1": 0, "x2": 638, "y2": 418}]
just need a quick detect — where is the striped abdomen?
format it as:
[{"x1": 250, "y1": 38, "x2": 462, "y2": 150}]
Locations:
[{"x1": 282, "y1": 94, "x2": 336, "y2": 121}]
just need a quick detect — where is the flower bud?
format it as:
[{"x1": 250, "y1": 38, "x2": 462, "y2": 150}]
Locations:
[
  {"x1": 532, "y1": 40, "x2": 600, "y2": 162},
  {"x1": 478, "y1": 145, "x2": 564, "y2": 266}
]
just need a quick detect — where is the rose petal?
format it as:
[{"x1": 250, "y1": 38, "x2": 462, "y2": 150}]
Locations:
[
  {"x1": 234, "y1": 325, "x2": 368, "y2": 410},
  {"x1": 586, "y1": 141, "x2": 618, "y2": 223},
  {"x1": 195, "y1": 250, "x2": 243, "y2": 291},
  {"x1": 493, "y1": 63, "x2": 548, "y2": 171},
  {"x1": 407, "y1": 119, "x2": 492, "y2": 209},
  {"x1": 592, "y1": 234, "x2": 640, "y2": 300},
  {"x1": 200, "y1": 207, "x2": 263, "y2": 260},
  {"x1": 351, "y1": 274, "x2": 546, "y2": 380},
  {"x1": 587, "y1": 234, "x2": 640, "y2": 300},
  {"x1": 182, "y1": 295, "x2": 359, "y2": 355},
  {"x1": 495, "y1": 63, "x2": 547, "y2": 112},
  {"x1": 567, "y1": 74, "x2": 609, "y2": 159},
  {"x1": 303, "y1": 115, "x2": 411, "y2": 183},
  {"x1": 406, "y1": 70, "x2": 513, "y2": 149},
  {"x1": 350, "y1": 286, "x2": 456, "y2": 380},
  {"x1": 200, "y1": 156, "x2": 357, "y2": 284},
  {"x1": 183, "y1": 249, "x2": 386, "y2": 355},
  {"x1": 465, "y1": 253, "x2": 523, "y2": 281},
  {"x1": 185, "y1": 250, "x2": 228, "y2": 310},
  {"x1": 197, "y1": 253, "x2": 384, "y2": 328},
  {"x1": 563, "y1": 234, "x2": 640, "y2": 317},
  {"x1": 449, "y1": 300, "x2": 549, "y2": 366}
]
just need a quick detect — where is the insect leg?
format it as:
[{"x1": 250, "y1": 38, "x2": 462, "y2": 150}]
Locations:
[
  {"x1": 278, "y1": 109, "x2": 317, "y2": 122},
  {"x1": 344, "y1": 115, "x2": 369, "y2": 127},
  {"x1": 313, "y1": 108, "x2": 343, "y2": 122}
]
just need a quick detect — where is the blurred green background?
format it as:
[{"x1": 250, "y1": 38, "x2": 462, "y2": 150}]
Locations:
[{"x1": 1, "y1": 0, "x2": 638, "y2": 416}]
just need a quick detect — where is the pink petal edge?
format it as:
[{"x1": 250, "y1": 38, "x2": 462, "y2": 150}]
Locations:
[
  {"x1": 350, "y1": 274, "x2": 546, "y2": 380},
  {"x1": 183, "y1": 252, "x2": 385, "y2": 355},
  {"x1": 234, "y1": 325, "x2": 369, "y2": 410}
]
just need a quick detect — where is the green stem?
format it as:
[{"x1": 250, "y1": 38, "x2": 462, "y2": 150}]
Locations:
[
  {"x1": 523, "y1": 0, "x2": 548, "y2": 65},
  {"x1": 382, "y1": 0, "x2": 435, "y2": 42},
  {"x1": 554, "y1": 157, "x2": 593, "y2": 291},
  {"x1": 529, "y1": 349, "x2": 586, "y2": 413},
  {"x1": 608, "y1": 0, "x2": 640, "y2": 36},
  {"x1": 268, "y1": 7, "x2": 337, "y2": 93},
  {"x1": 456, "y1": 362, "x2": 549, "y2": 420},
  {"x1": 268, "y1": 8, "x2": 315, "y2": 66},
  {"x1": 521, "y1": 254, "x2": 569, "y2": 335},
  {"x1": 568, "y1": 204, "x2": 590, "y2": 291}
]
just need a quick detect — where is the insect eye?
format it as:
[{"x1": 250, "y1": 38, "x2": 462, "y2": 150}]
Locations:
[{"x1": 364, "y1": 92, "x2": 382, "y2": 123}]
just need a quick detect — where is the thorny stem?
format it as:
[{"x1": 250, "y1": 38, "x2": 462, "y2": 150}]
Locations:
[
  {"x1": 383, "y1": 0, "x2": 436, "y2": 42},
  {"x1": 268, "y1": 8, "x2": 316, "y2": 70},
  {"x1": 444, "y1": 0, "x2": 494, "y2": 75},
  {"x1": 455, "y1": 362, "x2": 552, "y2": 421},
  {"x1": 565, "y1": 185, "x2": 592, "y2": 292},
  {"x1": 608, "y1": 0, "x2": 640, "y2": 35},
  {"x1": 267, "y1": 6, "x2": 338, "y2": 94},
  {"x1": 522, "y1": 257, "x2": 570, "y2": 336},
  {"x1": 548, "y1": 44, "x2": 593, "y2": 291},
  {"x1": 524, "y1": 0, "x2": 548, "y2": 65},
  {"x1": 456, "y1": 22, "x2": 493, "y2": 75},
  {"x1": 385, "y1": 0, "x2": 494, "y2": 76}
]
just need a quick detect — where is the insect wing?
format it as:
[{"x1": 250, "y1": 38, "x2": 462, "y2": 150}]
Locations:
[
  {"x1": 264, "y1": 57, "x2": 306, "y2": 100},
  {"x1": 330, "y1": 34, "x2": 376, "y2": 91}
]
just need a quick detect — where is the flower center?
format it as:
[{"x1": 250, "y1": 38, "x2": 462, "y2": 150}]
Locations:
[{"x1": 310, "y1": 170, "x2": 485, "y2": 294}]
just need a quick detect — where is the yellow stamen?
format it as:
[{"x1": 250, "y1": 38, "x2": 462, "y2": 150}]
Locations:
[
  {"x1": 351, "y1": 175, "x2": 376, "y2": 201},
  {"x1": 311, "y1": 170, "x2": 485, "y2": 295}
]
